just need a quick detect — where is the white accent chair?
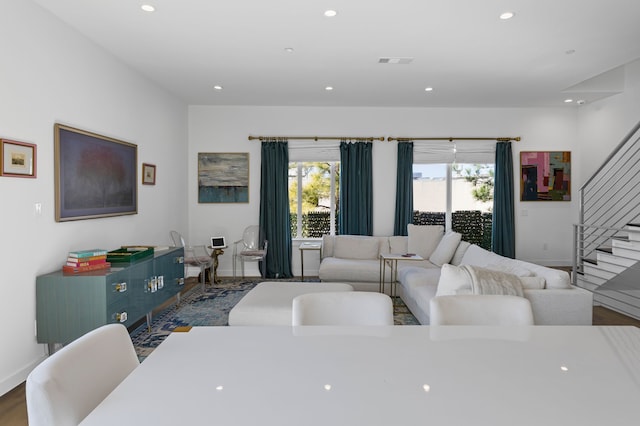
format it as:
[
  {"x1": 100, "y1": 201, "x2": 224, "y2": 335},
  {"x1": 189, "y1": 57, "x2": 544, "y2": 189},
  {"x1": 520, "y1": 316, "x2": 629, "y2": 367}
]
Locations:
[
  {"x1": 429, "y1": 295, "x2": 535, "y2": 326},
  {"x1": 26, "y1": 324, "x2": 139, "y2": 426},
  {"x1": 292, "y1": 291, "x2": 394, "y2": 326},
  {"x1": 233, "y1": 225, "x2": 268, "y2": 279},
  {"x1": 170, "y1": 230, "x2": 213, "y2": 286}
]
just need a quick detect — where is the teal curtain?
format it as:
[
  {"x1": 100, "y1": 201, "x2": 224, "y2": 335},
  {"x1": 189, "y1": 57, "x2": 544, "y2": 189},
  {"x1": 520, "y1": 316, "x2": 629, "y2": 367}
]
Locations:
[
  {"x1": 394, "y1": 141, "x2": 414, "y2": 236},
  {"x1": 259, "y1": 140, "x2": 293, "y2": 278},
  {"x1": 492, "y1": 141, "x2": 515, "y2": 258},
  {"x1": 339, "y1": 141, "x2": 373, "y2": 235}
]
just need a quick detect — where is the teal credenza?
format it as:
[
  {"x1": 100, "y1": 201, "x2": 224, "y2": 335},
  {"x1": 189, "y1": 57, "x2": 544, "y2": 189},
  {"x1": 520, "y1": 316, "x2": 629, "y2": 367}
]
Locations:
[{"x1": 36, "y1": 247, "x2": 185, "y2": 347}]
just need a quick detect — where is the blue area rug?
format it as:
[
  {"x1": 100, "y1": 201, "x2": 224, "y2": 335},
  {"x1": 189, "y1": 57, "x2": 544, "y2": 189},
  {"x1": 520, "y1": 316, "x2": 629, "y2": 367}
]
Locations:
[{"x1": 130, "y1": 279, "x2": 419, "y2": 360}]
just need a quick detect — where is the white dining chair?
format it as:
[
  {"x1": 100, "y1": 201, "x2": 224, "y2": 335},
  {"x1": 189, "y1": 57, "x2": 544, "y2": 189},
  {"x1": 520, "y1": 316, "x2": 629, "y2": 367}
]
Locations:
[
  {"x1": 429, "y1": 295, "x2": 535, "y2": 326},
  {"x1": 292, "y1": 291, "x2": 394, "y2": 326},
  {"x1": 26, "y1": 324, "x2": 140, "y2": 426}
]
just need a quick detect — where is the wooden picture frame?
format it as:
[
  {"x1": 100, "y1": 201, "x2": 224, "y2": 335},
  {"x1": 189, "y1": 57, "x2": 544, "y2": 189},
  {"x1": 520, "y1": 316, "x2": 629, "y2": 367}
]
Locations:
[
  {"x1": 142, "y1": 163, "x2": 156, "y2": 185},
  {"x1": 54, "y1": 123, "x2": 138, "y2": 222},
  {"x1": 198, "y1": 152, "x2": 249, "y2": 203},
  {"x1": 520, "y1": 151, "x2": 571, "y2": 201},
  {"x1": 1, "y1": 139, "x2": 37, "y2": 178}
]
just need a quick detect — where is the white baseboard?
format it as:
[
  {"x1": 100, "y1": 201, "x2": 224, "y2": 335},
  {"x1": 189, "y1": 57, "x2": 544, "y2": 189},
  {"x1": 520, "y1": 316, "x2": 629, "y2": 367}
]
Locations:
[{"x1": 0, "y1": 355, "x2": 46, "y2": 397}]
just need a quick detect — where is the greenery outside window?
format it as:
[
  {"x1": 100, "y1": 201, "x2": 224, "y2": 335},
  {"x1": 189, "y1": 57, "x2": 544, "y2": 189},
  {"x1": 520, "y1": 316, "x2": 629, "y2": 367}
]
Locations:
[
  {"x1": 289, "y1": 162, "x2": 340, "y2": 238},
  {"x1": 413, "y1": 163, "x2": 494, "y2": 248}
]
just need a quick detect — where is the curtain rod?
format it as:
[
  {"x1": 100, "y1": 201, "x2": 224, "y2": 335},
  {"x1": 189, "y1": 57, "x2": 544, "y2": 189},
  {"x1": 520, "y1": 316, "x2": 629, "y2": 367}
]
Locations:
[
  {"x1": 387, "y1": 136, "x2": 521, "y2": 142},
  {"x1": 248, "y1": 136, "x2": 386, "y2": 142}
]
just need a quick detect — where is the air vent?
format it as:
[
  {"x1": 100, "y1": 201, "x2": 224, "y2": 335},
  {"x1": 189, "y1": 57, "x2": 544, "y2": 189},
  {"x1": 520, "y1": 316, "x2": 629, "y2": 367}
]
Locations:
[{"x1": 378, "y1": 57, "x2": 414, "y2": 64}]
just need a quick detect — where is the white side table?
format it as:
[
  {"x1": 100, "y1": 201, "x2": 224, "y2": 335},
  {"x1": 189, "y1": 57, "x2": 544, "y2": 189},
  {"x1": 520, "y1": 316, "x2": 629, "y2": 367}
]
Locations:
[
  {"x1": 379, "y1": 253, "x2": 423, "y2": 298},
  {"x1": 299, "y1": 242, "x2": 322, "y2": 281}
]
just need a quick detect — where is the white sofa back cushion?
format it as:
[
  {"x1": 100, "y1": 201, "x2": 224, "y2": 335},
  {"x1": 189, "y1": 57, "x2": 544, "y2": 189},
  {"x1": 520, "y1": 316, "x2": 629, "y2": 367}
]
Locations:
[
  {"x1": 333, "y1": 236, "x2": 380, "y2": 260},
  {"x1": 389, "y1": 236, "x2": 408, "y2": 254},
  {"x1": 460, "y1": 244, "x2": 571, "y2": 289},
  {"x1": 407, "y1": 224, "x2": 444, "y2": 259},
  {"x1": 437, "y1": 264, "x2": 545, "y2": 297},
  {"x1": 429, "y1": 232, "x2": 462, "y2": 266},
  {"x1": 450, "y1": 240, "x2": 471, "y2": 266}
]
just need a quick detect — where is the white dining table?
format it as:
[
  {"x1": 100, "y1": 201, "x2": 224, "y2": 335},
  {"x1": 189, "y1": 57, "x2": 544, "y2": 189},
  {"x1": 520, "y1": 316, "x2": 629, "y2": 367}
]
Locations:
[{"x1": 80, "y1": 325, "x2": 640, "y2": 426}]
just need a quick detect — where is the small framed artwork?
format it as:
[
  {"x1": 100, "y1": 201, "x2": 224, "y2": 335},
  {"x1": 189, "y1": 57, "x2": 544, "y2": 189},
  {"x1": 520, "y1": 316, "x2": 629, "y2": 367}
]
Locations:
[
  {"x1": 142, "y1": 163, "x2": 156, "y2": 185},
  {"x1": 198, "y1": 152, "x2": 249, "y2": 203},
  {"x1": 1, "y1": 139, "x2": 37, "y2": 178},
  {"x1": 520, "y1": 151, "x2": 571, "y2": 201}
]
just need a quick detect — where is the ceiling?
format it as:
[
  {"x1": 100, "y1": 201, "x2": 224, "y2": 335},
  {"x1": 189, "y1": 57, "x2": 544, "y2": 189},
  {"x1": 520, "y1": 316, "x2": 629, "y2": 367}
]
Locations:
[{"x1": 33, "y1": 0, "x2": 640, "y2": 108}]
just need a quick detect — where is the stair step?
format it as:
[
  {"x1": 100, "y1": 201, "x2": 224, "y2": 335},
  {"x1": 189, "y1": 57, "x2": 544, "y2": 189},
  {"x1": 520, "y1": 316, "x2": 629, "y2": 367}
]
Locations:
[
  {"x1": 583, "y1": 264, "x2": 617, "y2": 280},
  {"x1": 575, "y1": 277, "x2": 599, "y2": 292},
  {"x1": 611, "y1": 246, "x2": 640, "y2": 260},
  {"x1": 596, "y1": 246, "x2": 613, "y2": 254},
  {"x1": 626, "y1": 224, "x2": 640, "y2": 242},
  {"x1": 596, "y1": 251, "x2": 638, "y2": 267}
]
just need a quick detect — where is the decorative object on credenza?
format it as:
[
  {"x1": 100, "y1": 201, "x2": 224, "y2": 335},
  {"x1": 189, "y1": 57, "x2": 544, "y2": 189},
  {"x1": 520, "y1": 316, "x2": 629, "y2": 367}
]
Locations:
[
  {"x1": 107, "y1": 246, "x2": 155, "y2": 265},
  {"x1": 142, "y1": 163, "x2": 156, "y2": 185},
  {"x1": 1, "y1": 138, "x2": 37, "y2": 178},
  {"x1": 63, "y1": 248, "x2": 110, "y2": 274},
  {"x1": 520, "y1": 151, "x2": 571, "y2": 201},
  {"x1": 54, "y1": 123, "x2": 138, "y2": 221},
  {"x1": 198, "y1": 152, "x2": 249, "y2": 203}
]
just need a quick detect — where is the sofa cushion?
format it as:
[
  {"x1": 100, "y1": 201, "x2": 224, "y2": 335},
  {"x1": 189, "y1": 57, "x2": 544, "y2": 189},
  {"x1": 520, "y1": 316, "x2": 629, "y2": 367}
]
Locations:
[
  {"x1": 407, "y1": 224, "x2": 444, "y2": 259},
  {"x1": 429, "y1": 232, "x2": 462, "y2": 266},
  {"x1": 436, "y1": 264, "x2": 543, "y2": 296},
  {"x1": 435, "y1": 264, "x2": 472, "y2": 296},
  {"x1": 460, "y1": 244, "x2": 571, "y2": 289},
  {"x1": 333, "y1": 236, "x2": 379, "y2": 260},
  {"x1": 485, "y1": 262, "x2": 534, "y2": 277},
  {"x1": 319, "y1": 257, "x2": 386, "y2": 282},
  {"x1": 450, "y1": 240, "x2": 471, "y2": 266},
  {"x1": 389, "y1": 236, "x2": 408, "y2": 254}
]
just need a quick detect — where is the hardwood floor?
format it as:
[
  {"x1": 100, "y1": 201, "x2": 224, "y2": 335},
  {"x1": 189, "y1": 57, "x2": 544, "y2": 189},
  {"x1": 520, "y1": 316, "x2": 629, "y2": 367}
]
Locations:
[
  {"x1": 2, "y1": 305, "x2": 639, "y2": 426},
  {"x1": 0, "y1": 382, "x2": 26, "y2": 426}
]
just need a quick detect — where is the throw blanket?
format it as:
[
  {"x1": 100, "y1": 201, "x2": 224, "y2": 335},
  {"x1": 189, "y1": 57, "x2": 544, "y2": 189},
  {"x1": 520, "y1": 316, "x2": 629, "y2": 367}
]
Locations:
[{"x1": 462, "y1": 265, "x2": 524, "y2": 297}]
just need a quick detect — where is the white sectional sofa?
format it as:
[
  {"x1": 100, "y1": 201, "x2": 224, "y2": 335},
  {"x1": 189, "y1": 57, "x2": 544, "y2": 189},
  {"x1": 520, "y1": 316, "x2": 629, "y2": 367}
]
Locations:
[{"x1": 319, "y1": 225, "x2": 593, "y2": 325}]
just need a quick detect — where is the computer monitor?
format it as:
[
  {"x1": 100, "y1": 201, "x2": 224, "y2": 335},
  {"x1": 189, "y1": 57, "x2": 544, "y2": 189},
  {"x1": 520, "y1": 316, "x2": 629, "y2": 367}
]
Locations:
[{"x1": 210, "y1": 236, "x2": 226, "y2": 249}]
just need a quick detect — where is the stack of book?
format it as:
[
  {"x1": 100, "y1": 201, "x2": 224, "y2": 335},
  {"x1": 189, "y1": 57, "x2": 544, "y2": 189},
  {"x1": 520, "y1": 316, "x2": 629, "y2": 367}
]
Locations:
[{"x1": 63, "y1": 249, "x2": 110, "y2": 274}]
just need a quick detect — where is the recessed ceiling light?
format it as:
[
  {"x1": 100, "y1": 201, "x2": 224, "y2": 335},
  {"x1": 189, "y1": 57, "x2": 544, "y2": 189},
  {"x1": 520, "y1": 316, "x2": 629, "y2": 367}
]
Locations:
[
  {"x1": 284, "y1": 47, "x2": 294, "y2": 53},
  {"x1": 499, "y1": 11, "x2": 515, "y2": 20},
  {"x1": 565, "y1": 49, "x2": 576, "y2": 55},
  {"x1": 324, "y1": 10, "x2": 337, "y2": 17},
  {"x1": 564, "y1": 99, "x2": 573, "y2": 103},
  {"x1": 141, "y1": 4, "x2": 155, "y2": 12},
  {"x1": 577, "y1": 99, "x2": 586, "y2": 105},
  {"x1": 213, "y1": 85, "x2": 223, "y2": 91},
  {"x1": 325, "y1": 86, "x2": 334, "y2": 91},
  {"x1": 425, "y1": 87, "x2": 434, "y2": 92}
]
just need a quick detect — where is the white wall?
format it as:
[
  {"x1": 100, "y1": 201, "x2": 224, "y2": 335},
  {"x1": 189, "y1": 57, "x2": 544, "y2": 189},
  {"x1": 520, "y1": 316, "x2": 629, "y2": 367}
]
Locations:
[
  {"x1": 189, "y1": 105, "x2": 581, "y2": 278},
  {"x1": 577, "y1": 59, "x2": 640, "y2": 184},
  {"x1": 0, "y1": 1, "x2": 188, "y2": 395}
]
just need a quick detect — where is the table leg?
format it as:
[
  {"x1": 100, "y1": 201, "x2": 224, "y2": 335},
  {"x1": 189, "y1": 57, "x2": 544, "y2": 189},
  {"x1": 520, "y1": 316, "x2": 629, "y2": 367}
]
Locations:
[{"x1": 301, "y1": 249, "x2": 305, "y2": 281}]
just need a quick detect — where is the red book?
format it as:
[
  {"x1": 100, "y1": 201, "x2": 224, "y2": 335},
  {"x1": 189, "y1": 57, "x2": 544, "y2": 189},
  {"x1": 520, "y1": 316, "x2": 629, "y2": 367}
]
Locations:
[{"x1": 62, "y1": 262, "x2": 111, "y2": 274}]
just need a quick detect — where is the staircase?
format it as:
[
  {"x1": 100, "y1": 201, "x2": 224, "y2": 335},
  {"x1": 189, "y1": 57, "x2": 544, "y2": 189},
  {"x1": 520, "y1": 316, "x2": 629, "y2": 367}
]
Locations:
[
  {"x1": 574, "y1": 224, "x2": 640, "y2": 319},
  {"x1": 575, "y1": 119, "x2": 640, "y2": 320}
]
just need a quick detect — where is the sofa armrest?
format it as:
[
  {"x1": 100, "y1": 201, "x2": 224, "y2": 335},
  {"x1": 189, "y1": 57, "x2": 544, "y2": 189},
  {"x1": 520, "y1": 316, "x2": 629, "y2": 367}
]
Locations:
[{"x1": 524, "y1": 286, "x2": 593, "y2": 325}]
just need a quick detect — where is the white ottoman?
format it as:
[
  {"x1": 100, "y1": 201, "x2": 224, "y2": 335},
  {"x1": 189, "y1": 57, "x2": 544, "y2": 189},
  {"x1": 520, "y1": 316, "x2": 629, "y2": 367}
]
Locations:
[{"x1": 228, "y1": 281, "x2": 354, "y2": 326}]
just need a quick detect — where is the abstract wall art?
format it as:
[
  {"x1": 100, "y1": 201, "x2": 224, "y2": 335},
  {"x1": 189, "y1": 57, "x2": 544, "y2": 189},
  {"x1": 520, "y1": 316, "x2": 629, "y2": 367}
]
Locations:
[
  {"x1": 55, "y1": 124, "x2": 137, "y2": 221},
  {"x1": 198, "y1": 152, "x2": 249, "y2": 203},
  {"x1": 520, "y1": 151, "x2": 571, "y2": 201}
]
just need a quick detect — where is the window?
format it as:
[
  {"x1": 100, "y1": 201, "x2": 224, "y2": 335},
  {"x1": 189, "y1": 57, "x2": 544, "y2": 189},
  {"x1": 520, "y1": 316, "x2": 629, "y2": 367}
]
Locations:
[
  {"x1": 289, "y1": 161, "x2": 340, "y2": 238},
  {"x1": 413, "y1": 162, "x2": 494, "y2": 248}
]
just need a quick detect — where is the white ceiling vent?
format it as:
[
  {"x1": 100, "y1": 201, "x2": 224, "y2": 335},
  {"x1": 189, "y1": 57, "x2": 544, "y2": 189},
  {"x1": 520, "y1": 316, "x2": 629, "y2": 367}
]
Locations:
[{"x1": 378, "y1": 57, "x2": 414, "y2": 64}]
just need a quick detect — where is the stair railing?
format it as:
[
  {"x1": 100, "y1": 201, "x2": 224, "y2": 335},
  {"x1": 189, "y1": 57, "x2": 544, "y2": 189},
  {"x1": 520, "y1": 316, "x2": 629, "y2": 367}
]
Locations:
[{"x1": 578, "y1": 119, "x2": 640, "y2": 275}]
